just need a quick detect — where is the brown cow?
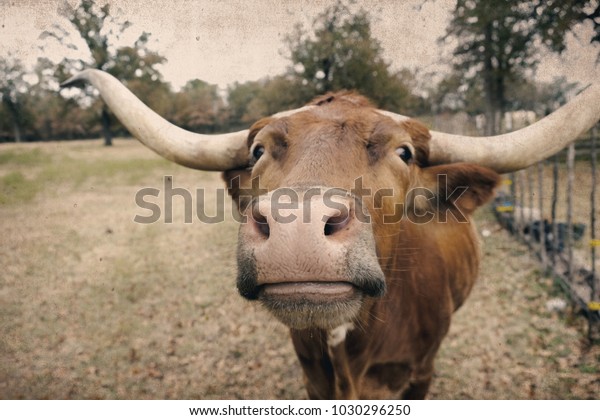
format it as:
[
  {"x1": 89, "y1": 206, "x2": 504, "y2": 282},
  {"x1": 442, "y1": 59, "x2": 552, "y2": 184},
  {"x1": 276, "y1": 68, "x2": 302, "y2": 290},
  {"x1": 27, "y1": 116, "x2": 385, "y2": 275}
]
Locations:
[{"x1": 61, "y1": 70, "x2": 600, "y2": 399}]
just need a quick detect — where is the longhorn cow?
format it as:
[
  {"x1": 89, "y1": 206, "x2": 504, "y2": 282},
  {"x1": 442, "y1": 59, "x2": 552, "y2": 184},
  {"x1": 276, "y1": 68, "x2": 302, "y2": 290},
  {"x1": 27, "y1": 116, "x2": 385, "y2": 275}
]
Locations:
[{"x1": 62, "y1": 70, "x2": 600, "y2": 399}]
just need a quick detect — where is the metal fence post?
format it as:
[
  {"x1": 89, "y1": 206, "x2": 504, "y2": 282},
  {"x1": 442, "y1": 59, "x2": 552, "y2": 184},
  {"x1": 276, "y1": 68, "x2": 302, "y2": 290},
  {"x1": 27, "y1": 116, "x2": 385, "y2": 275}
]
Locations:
[
  {"x1": 538, "y1": 161, "x2": 546, "y2": 271},
  {"x1": 566, "y1": 143, "x2": 575, "y2": 285},
  {"x1": 551, "y1": 155, "x2": 559, "y2": 264},
  {"x1": 590, "y1": 126, "x2": 599, "y2": 341}
]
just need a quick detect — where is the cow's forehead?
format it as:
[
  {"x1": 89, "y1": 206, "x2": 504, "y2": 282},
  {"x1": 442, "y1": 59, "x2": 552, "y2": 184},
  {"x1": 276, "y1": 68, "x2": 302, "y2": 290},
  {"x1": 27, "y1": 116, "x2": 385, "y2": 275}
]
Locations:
[{"x1": 255, "y1": 106, "x2": 411, "y2": 146}]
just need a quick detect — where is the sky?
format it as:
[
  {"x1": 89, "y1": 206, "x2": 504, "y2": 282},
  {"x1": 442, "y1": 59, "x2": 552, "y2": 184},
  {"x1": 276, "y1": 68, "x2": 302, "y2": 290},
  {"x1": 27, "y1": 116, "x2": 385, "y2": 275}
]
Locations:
[{"x1": 1, "y1": 0, "x2": 599, "y2": 93}]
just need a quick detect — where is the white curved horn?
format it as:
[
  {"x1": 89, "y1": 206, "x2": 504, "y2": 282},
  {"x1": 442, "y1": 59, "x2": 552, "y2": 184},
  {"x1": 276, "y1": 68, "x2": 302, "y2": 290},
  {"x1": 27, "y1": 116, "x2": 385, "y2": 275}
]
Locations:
[
  {"x1": 61, "y1": 69, "x2": 248, "y2": 171},
  {"x1": 380, "y1": 83, "x2": 600, "y2": 173}
]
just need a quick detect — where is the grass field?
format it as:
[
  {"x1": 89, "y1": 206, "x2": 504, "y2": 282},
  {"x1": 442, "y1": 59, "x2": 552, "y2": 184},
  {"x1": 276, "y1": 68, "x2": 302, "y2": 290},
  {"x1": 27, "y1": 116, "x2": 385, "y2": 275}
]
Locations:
[{"x1": 0, "y1": 139, "x2": 598, "y2": 399}]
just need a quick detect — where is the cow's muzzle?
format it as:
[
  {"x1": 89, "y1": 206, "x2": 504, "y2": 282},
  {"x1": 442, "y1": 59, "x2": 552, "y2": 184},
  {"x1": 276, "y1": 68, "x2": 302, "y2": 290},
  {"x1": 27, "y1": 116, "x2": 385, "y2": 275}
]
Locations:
[{"x1": 236, "y1": 187, "x2": 385, "y2": 330}]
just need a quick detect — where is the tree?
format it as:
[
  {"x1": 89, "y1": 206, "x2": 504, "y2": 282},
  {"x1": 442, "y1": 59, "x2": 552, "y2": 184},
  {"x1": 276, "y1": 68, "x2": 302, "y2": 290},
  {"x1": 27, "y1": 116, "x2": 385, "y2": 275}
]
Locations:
[
  {"x1": 504, "y1": 76, "x2": 579, "y2": 116},
  {"x1": 170, "y1": 79, "x2": 223, "y2": 132},
  {"x1": 24, "y1": 58, "x2": 99, "y2": 141},
  {"x1": 224, "y1": 1, "x2": 428, "y2": 128},
  {"x1": 227, "y1": 80, "x2": 264, "y2": 128},
  {"x1": 42, "y1": 0, "x2": 166, "y2": 145},
  {"x1": 443, "y1": 0, "x2": 599, "y2": 135},
  {"x1": 284, "y1": 1, "x2": 423, "y2": 113},
  {"x1": 0, "y1": 56, "x2": 32, "y2": 142},
  {"x1": 226, "y1": 76, "x2": 307, "y2": 128}
]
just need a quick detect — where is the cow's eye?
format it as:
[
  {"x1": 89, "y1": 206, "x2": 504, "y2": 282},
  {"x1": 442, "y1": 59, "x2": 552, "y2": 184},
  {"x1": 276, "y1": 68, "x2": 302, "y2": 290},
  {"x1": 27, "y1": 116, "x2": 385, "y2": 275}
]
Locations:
[
  {"x1": 395, "y1": 146, "x2": 413, "y2": 163},
  {"x1": 251, "y1": 145, "x2": 265, "y2": 162}
]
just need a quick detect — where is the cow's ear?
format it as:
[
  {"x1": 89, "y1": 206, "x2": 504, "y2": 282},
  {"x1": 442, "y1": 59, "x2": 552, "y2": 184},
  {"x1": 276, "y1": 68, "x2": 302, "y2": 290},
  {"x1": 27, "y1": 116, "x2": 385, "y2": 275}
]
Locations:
[{"x1": 421, "y1": 163, "x2": 500, "y2": 215}]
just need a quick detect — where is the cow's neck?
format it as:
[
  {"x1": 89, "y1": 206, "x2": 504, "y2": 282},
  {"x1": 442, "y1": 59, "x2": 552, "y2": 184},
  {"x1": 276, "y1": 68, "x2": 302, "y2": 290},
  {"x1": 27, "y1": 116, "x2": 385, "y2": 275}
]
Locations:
[
  {"x1": 290, "y1": 218, "x2": 482, "y2": 399},
  {"x1": 326, "y1": 323, "x2": 358, "y2": 399}
]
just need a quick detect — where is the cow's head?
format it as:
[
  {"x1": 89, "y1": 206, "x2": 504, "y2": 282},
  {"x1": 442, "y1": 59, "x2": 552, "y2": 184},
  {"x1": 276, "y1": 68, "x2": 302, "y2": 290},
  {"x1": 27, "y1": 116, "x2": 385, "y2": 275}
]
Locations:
[
  {"x1": 61, "y1": 70, "x2": 600, "y2": 330},
  {"x1": 223, "y1": 93, "x2": 499, "y2": 329}
]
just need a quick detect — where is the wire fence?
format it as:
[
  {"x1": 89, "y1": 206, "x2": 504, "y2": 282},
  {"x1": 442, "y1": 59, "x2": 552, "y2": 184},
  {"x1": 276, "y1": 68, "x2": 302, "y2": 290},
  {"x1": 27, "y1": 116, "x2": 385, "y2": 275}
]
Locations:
[{"x1": 493, "y1": 126, "x2": 599, "y2": 342}]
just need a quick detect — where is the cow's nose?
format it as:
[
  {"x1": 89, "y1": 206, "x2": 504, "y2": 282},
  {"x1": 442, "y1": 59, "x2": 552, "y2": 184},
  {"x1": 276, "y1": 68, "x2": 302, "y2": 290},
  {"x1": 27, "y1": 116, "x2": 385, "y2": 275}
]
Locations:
[
  {"x1": 246, "y1": 190, "x2": 356, "y2": 243},
  {"x1": 237, "y1": 187, "x2": 383, "y2": 297}
]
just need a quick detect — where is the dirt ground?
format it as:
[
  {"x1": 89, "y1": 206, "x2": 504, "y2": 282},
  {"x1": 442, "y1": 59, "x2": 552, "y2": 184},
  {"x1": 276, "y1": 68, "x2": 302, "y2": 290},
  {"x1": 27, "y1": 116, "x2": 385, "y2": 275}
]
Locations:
[{"x1": 0, "y1": 139, "x2": 598, "y2": 399}]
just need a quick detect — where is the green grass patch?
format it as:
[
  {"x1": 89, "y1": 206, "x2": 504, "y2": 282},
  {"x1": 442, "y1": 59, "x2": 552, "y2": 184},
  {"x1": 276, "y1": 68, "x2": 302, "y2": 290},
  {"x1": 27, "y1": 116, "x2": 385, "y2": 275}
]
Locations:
[
  {"x1": 39, "y1": 156, "x2": 176, "y2": 187},
  {"x1": 577, "y1": 364, "x2": 597, "y2": 374},
  {"x1": 0, "y1": 171, "x2": 41, "y2": 205},
  {"x1": 0, "y1": 144, "x2": 178, "y2": 205},
  {"x1": 0, "y1": 148, "x2": 49, "y2": 166}
]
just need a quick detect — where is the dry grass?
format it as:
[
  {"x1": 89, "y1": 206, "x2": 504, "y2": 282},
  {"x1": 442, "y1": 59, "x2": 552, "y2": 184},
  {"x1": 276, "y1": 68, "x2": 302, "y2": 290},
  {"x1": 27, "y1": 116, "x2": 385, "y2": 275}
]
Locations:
[{"x1": 0, "y1": 139, "x2": 598, "y2": 399}]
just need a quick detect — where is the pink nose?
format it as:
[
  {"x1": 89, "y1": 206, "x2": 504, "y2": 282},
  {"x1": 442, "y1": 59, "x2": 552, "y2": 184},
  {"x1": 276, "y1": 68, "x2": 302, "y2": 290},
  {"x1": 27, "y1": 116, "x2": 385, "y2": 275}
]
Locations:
[
  {"x1": 249, "y1": 191, "x2": 353, "y2": 241},
  {"x1": 240, "y1": 188, "x2": 374, "y2": 284}
]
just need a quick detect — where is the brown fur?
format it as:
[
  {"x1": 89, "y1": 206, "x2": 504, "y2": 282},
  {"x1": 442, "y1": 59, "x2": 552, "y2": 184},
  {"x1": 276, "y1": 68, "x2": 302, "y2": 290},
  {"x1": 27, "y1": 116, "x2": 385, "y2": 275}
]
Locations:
[{"x1": 224, "y1": 92, "x2": 500, "y2": 399}]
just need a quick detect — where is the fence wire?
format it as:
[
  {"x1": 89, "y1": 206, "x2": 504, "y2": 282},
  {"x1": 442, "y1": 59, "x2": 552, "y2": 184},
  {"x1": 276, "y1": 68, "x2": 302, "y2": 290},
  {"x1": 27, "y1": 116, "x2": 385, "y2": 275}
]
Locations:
[{"x1": 494, "y1": 125, "x2": 600, "y2": 342}]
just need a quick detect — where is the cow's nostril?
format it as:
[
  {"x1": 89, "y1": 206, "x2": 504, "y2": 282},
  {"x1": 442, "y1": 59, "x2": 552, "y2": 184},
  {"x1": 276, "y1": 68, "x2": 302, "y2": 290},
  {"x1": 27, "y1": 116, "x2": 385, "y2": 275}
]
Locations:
[
  {"x1": 256, "y1": 218, "x2": 270, "y2": 238},
  {"x1": 324, "y1": 212, "x2": 351, "y2": 236},
  {"x1": 252, "y1": 208, "x2": 270, "y2": 238}
]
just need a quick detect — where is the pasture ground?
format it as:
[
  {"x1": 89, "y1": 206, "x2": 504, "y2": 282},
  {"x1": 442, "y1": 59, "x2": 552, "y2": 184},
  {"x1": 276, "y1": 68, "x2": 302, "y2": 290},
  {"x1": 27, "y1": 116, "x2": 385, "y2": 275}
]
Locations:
[{"x1": 0, "y1": 139, "x2": 598, "y2": 399}]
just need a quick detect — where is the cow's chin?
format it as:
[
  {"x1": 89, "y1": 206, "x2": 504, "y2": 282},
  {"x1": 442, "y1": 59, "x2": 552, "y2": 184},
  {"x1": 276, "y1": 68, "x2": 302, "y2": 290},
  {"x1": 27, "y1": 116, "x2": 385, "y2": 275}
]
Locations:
[{"x1": 258, "y1": 282, "x2": 366, "y2": 330}]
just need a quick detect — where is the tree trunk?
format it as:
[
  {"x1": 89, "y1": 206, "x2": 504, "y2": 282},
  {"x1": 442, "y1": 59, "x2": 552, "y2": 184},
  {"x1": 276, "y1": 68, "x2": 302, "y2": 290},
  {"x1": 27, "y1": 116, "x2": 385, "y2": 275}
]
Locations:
[
  {"x1": 483, "y1": 23, "x2": 498, "y2": 136},
  {"x1": 3, "y1": 97, "x2": 23, "y2": 142},
  {"x1": 44, "y1": 118, "x2": 52, "y2": 141},
  {"x1": 481, "y1": 23, "x2": 509, "y2": 136},
  {"x1": 101, "y1": 106, "x2": 113, "y2": 146},
  {"x1": 484, "y1": 97, "x2": 497, "y2": 136},
  {"x1": 12, "y1": 119, "x2": 22, "y2": 143}
]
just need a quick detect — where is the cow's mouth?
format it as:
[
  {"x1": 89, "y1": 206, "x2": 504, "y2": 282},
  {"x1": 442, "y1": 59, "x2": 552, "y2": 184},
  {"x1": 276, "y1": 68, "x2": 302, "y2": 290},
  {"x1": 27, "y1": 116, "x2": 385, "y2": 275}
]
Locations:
[
  {"x1": 236, "y1": 259, "x2": 386, "y2": 330},
  {"x1": 256, "y1": 281, "x2": 375, "y2": 330},
  {"x1": 260, "y1": 281, "x2": 357, "y2": 302}
]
